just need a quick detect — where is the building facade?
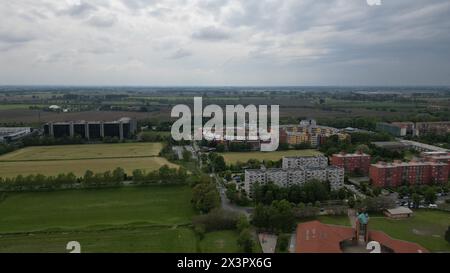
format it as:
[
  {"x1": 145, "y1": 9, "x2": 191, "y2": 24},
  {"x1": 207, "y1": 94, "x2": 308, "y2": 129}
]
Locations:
[
  {"x1": 244, "y1": 155, "x2": 344, "y2": 197},
  {"x1": 369, "y1": 160, "x2": 449, "y2": 188},
  {"x1": 376, "y1": 122, "x2": 407, "y2": 137},
  {"x1": 330, "y1": 152, "x2": 371, "y2": 175},
  {"x1": 280, "y1": 119, "x2": 349, "y2": 147},
  {"x1": 44, "y1": 118, "x2": 137, "y2": 140},
  {"x1": 282, "y1": 155, "x2": 328, "y2": 169}
]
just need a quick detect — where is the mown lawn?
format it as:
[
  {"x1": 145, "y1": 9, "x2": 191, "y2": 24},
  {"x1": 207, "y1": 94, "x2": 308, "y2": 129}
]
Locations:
[
  {"x1": 369, "y1": 210, "x2": 450, "y2": 252},
  {"x1": 0, "y1": 227, "x2": 197, "y2": 253},
  {"x1": 220, "y1": 150, "x2": 322, "y2": 164},
  {"x1": 199, "y1": 231, "x2": 240, "y2": 253},
  {"x1": 0, "y1": 186, "x2": 195, "y2": 234}
]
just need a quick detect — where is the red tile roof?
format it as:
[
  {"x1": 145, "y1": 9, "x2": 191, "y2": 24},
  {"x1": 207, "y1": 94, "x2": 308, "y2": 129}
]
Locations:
[
  {"x1": 369, "y1": 231, "x2": 429, "y2": 253},
  {"x1": 295, "y1": 221, "x2": 429, "y2": 253},
  {"x1": 295, "y1": 221, "x2": 354, "y2": 253}
]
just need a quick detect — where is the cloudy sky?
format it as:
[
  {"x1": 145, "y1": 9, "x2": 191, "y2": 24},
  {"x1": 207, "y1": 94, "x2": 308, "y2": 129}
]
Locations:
[{"x1": 0, "y1": 0, "x2": 449, "y2": 86}]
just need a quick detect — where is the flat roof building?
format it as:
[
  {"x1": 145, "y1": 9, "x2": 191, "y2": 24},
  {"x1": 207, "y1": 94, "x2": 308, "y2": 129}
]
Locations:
[
  {"x1": 370, "y1": 160, "x2": 449, "y2": 188},
  {"x1": 330, "y1": 151, "x2": 371, "y2": 175},
  {"x1": 44, "y1": 117, "x2": 137, "y2": 140}
]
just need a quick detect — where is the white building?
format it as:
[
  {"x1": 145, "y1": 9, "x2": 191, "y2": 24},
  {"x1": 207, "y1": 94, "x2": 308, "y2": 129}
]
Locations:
[
  {"x1": 244, "y1": 156, "x2": 344, "y2": 198},
  {"x1": 282, "y1": 155, "x2": 328, "y2": 169}
]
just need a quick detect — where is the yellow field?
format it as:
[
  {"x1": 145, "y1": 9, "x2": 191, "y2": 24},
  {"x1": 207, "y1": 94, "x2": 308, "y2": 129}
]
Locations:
[
  {"x1": 0, "y1": 142, "x2": 180, "y2": 178},
  {"x1": 0, "y1": 143, "x2": 163, "y2": 161},
  {"x1": 220, "y1": 149, "x2": 322, "y2": 164},
  {"x1": 0, "y1": 157, "x2": 177, "y2": 178}
]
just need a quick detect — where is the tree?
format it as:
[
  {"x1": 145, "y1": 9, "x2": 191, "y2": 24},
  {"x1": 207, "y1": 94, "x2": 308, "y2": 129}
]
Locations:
[
  {"x1": 277, "y1": 234, "x2": 290, "y2": 252},
  {"x1": 424, "y1": 187, "x2": 437, "y2": 204},
  {"x1": 412, "y1": 193, "x2": 422, "y2": 209},
  {"x1": 237, "y1": 229, "x2": 254, "y2": 253},
  {"x1": 236, "y1": 215, "x2": 250, "y2": 232}
]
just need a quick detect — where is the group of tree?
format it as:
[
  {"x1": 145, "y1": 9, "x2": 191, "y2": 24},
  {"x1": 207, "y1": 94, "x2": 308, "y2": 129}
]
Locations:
[
  {"x1": 252, "y1": 180, "x2": 340, "y2": 205},
  {"x1": 192, "y1": 209, "x2": 240, "y2": 237},
  {"x1": 0, "y1": 165, "x2": 186, "y2": 191},
  {"x1": 131, "y1": 165, "x2": 188, "y2": 185},
  {"x1": 190, "y1": 175, "x2": 221, "y2": 213},
  {"x1": 356, "y1": 195, "x2": 396, "y2": 213},
  {"x1": 206, "y1": 153, "x2": 226, "y2": 173},
  {"x1": 225, "y1": 183, "x2": 251, "y2": 206},
  {"x1": 236, "y1": 216, "x2": 255, "y2": 253},
  {"x1": 252, "y1": 200, "x2": 296, "y2": 233}
]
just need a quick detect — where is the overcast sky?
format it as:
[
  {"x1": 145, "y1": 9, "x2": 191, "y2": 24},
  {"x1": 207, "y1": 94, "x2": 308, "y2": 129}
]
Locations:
[{"x1": 0, "y1": 0, "x2": 449, "y2": 86}]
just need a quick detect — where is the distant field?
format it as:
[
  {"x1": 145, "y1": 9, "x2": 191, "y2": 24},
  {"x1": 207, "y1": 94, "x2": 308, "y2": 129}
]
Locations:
[
  {"x1": 0, "y1": 104, "x2": 38, "y2": 110},
  {"x1": 0, "y1": 156, "x2": 177, "y2": 178},
  {"x1": 0, "y1": 186, "x2": 195, "y2": 234},
  {"x1": 369, "y1": 210, "x2": 450, "y2": 252},
  {"x1": 0, "y1": 143, "x2": 163, "y2": 161},
  {"x1": 0, "y1": 142, "x2": 178, "y2": 178},
  {"x1": 220, "y1": 149, "x2": 322, "y2": 164},
  {"x1": 199, "y1": 231, "x2": 240, "y2": 253}
]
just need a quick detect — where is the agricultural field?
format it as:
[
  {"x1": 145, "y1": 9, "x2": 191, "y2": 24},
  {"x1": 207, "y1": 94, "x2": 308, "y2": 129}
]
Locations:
[
  {"x1": 0, "y1": 142, "x2": 178, "y2": 178},
  {"x1": 220, "y1": 149, "x2": 322, "y2": 164},
  {"x1": 0, "y1": 143, "x2": 163, "y2": 161},
  {"x1": 369, "y1": 210, "x2": 450, "y2": 252},
  {"x1": 0, "y1": 186, "x2": 198, "y2": 252}
]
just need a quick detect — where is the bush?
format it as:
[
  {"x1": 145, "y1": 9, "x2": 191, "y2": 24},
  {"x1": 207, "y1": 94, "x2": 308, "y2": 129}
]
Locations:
[
  {"x1": 277, "y1": 234, "x2": 290, "y2": 252},
  {"x1": 192, "y1": 209, "x2": 240, "y2": 232}
]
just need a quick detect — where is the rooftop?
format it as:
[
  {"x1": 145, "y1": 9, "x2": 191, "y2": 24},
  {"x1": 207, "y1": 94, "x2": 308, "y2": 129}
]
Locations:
[{"x1": 386, "y1": 206, "x2": 413, "y2": 215}]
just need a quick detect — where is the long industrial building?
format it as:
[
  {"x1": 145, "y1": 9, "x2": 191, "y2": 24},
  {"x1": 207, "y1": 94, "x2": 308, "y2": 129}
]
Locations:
[{"x1": 44, "y1": 118, "x2": 137, "y2": 140}]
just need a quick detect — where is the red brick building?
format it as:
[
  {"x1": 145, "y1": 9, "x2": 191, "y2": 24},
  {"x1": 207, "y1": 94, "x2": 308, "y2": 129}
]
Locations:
[
  {"x1": 369, "y1": 160, "x2": 449, "y2": 188},
  {"x1": 330, "y1": 151, "x2": 371, "y2": 175},
  {"x1": 421, "y1": 152, "x2": 450, "y2": 177}
]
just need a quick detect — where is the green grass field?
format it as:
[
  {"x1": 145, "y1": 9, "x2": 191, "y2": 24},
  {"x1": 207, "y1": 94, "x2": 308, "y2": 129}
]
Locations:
[
  {"x1": 220, "y1": 149, "x2": 322, "y2": 164},
  {"x1": 0, "y1": 142, "x2": 178, "y2": 178},
  {"x1": 0, "y1": 227, "x2": 197, "y2": 253},
  {"x1": 0, "y1": 186, "x2": 195, "y2": 234},
  {"x1": 199, "y1": 231, "x2": 240, "y2": 253},
  {"x1": 369, "y1": 210, "x2": 450, "y2": 252},
  {"x1": 0, "y1": 143, "x2": 163, "y2": 161},
  {"x1": 0, "y1": 186, "x2": 200, "y2": 253}
]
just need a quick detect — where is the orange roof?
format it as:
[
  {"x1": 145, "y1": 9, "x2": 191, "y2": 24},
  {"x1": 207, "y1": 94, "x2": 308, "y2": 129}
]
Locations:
[
  {"x1": 295, "y1": 221, "x2": 354, "y2": 253},
  {"x1": 369, "y1": 231, "x2": 429, "y2": 253}
]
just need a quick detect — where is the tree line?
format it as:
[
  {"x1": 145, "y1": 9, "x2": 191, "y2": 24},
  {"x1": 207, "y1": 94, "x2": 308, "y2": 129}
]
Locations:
[{"x1": 0, "y1": 165, "x2": 188, "y2": 192}]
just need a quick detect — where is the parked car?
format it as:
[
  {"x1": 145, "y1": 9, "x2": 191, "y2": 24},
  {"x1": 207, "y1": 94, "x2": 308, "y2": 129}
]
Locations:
[{"x1": 428, "y1": 204, "x2": 438, "y2": 209}]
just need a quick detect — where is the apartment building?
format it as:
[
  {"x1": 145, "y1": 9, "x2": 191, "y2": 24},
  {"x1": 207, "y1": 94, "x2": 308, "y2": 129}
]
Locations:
[
  {"x1": 244, "y1": 155, "x2": 344, "y2": 197},
  {"x1": 282, "y1": 155, "x2": 328, "y2": 169},
  {"x1": 330, "y1": 151, "x2": 371, "y2": 175},
  {"x1": 369, "y1": 160, "x2": 449, "y2": 188},
  {"x1": 280, "y1": 119, "x2": 349, "y2": 147}
]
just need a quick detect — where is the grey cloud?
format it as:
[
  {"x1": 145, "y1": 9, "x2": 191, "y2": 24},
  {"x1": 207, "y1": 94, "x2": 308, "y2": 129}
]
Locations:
[
  {"x1": 0, "y1": 32, "x2": 35, "y2": 44},
  {"x1": 87, "y1": 14, "x2": 117, "y2": 28},
  {"x1": 120, "y1": 0, "x2": 157, "y2": 10},
  {"x1": 192, "y1": 26, "x2": 231, "y2": 41},
  {"x1": 63, "y1": 2, "x2": 97, "y2": 18},
  {"x1": 169, "y1": 49, "x2": 192, "y2": 59}
]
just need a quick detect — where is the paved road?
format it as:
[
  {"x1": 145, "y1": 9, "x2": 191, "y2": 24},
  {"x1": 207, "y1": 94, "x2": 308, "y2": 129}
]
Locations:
[
  {"x1": 215, "y1": 174, "x2": 252, "y2": 217},
  {"x1": 258, "y1": 233, "x2": 277, "y2": 253}
]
